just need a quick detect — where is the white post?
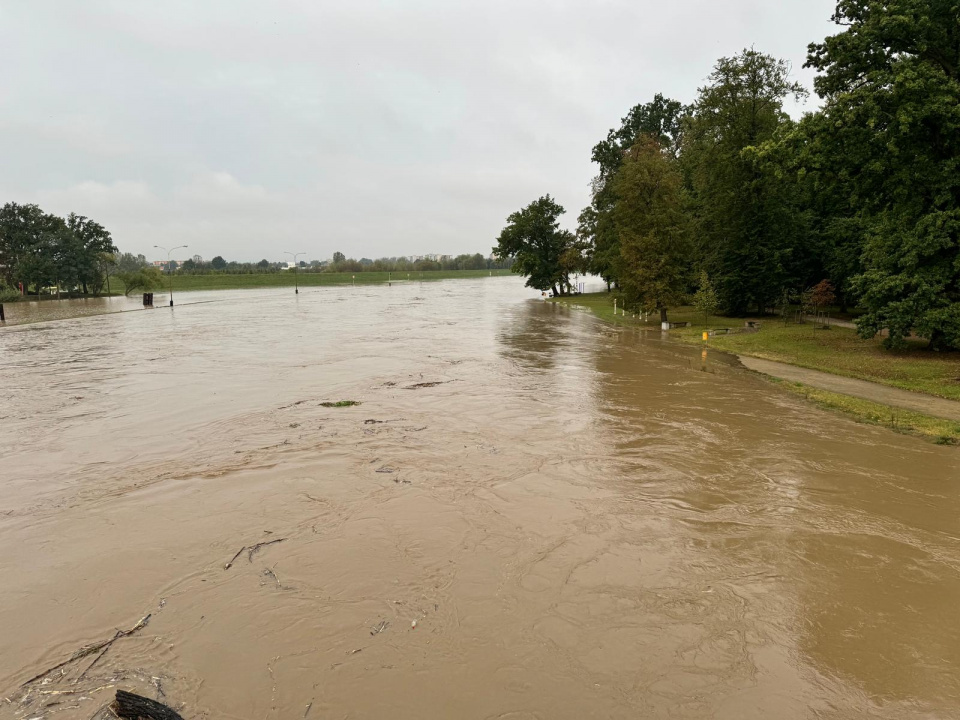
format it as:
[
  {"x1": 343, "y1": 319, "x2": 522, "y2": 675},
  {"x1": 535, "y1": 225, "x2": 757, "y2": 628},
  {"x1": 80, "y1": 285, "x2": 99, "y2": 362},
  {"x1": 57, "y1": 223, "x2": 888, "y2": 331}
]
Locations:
[{"x1": 614, "y1": 298, "x2": 617, "y2": 315}]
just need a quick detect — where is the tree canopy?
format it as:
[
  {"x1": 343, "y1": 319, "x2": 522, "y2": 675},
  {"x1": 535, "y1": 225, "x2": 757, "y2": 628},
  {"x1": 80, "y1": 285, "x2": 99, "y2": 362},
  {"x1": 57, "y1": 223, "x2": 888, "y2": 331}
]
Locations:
[
  {"x1": 803, "y1": 0, "x2": 960, "y2": 349},
  {"x1": 494, "y1": 195, "x2": 581, "y2": 296},
  {"x1": 556, "y1": 3, "x2": 960, "y2": 350},
  {"x1": 0, "y1": 202, "x2": 117, "y2": 296},
  {"x1": 612, "y1": 137, "x2": 691, "y2": 322}
]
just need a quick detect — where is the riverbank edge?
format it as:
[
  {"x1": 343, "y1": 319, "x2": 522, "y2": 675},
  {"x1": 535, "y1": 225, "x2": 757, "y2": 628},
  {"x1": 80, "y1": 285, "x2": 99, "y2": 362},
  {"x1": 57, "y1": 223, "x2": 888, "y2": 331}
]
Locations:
[{"x1": 551, "y1": 295, "x2": 960, "y2": 445}]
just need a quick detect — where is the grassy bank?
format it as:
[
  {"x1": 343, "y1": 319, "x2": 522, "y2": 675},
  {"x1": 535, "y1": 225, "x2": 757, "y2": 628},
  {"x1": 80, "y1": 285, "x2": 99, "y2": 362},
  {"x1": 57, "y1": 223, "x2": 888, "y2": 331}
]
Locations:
[
  {"x1": 552, "y1": 291, "x2": 960, "y2": 444},
  {"x1": 772, "y1": 379, "x2": 960, "y2": 445}
]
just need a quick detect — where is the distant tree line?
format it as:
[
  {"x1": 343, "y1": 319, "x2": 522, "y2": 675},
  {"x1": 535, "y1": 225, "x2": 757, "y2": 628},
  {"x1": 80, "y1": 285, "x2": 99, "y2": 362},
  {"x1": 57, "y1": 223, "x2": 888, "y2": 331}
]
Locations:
[
  {"x1": 496, "y1": 0, "x2": 959, "y2": 350},
  {"x1": 0, "y1": 200, "x2": 511, "y2": 300},
  {"x1": 175, "y1": 252, "x2": 511, "y2": 275}
]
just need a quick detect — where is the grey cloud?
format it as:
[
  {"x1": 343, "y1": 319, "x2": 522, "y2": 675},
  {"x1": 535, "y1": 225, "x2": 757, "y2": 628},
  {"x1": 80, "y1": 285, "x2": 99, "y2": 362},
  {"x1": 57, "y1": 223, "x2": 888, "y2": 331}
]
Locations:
[{"x1": 0, "y1": 0, "x2": 836, "y2": 262}]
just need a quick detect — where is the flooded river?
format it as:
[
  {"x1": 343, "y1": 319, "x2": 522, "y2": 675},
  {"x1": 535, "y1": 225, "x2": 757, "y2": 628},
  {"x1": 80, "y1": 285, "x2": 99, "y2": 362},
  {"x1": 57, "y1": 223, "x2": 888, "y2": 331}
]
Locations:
[{"x1": 1, "y1": 277, "x2": 958, "y2": 719}]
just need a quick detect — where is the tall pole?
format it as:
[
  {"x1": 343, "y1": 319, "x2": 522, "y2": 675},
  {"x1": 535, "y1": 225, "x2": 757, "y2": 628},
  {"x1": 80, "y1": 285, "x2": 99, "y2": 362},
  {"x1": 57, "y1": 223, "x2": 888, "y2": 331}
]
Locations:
[
  {"x1": 284, "y1": 252, "x2": 305, "y2": 294},
  {"x1": 154, "y1": 244, "x2": 187, "y2": 307}
]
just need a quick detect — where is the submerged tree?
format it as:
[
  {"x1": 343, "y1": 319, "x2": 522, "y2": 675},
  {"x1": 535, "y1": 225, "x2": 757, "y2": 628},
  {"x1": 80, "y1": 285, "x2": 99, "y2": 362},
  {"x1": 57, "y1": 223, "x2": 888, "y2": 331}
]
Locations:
[
  {"x1": 494, "y1": 195, "x2": 578, "y2": 296},
  {"x1": 118, "y1": 267, "x2": 163, "y2": 296},
  {"x1": 612, "y1": 137, "x2": 692, "y2": 323}
]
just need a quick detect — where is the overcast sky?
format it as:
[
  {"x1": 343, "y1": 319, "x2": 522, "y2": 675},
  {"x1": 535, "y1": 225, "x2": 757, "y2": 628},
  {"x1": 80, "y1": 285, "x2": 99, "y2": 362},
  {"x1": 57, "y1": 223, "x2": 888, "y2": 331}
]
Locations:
[{"x1": 0, "y1": 1, "x2": 837, "y2": 262}]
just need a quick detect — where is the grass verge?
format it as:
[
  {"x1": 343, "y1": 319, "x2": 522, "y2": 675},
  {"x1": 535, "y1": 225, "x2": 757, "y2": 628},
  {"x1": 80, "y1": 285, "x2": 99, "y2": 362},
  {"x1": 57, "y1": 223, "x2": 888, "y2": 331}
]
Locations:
[{"x1": 770, "y1": 378, "x2": 960, "y2": 445}]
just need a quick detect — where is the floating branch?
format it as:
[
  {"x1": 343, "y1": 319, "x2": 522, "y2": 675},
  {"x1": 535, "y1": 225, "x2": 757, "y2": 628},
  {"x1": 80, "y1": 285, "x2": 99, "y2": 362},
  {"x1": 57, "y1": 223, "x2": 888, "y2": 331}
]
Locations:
[{"x1": 21, "y1": 615, "x2": 151, "y2": 687}]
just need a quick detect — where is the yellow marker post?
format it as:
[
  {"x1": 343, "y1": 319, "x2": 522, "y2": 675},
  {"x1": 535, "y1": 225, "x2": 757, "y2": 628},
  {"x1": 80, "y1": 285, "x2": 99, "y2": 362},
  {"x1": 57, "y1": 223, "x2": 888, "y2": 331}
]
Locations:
[{"x1": 702, "y1": 331, "x2": 709, "y2": 342}]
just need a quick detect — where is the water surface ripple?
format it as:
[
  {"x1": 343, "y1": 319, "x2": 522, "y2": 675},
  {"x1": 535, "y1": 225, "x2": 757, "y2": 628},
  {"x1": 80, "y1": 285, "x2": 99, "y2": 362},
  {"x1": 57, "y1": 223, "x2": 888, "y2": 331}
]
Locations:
[{"x1": 1, "y1": 278, "x2": 958, "y2": 719}]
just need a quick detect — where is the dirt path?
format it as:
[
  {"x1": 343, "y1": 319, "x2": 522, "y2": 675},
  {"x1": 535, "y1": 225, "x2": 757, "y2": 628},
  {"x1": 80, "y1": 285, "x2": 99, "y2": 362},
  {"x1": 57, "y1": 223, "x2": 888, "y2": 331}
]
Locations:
[
  {"x1": 739, "y1": 356, "x2": 960, "y2": 422},
  {"x1": 801, "y1": 314, "x2": 857, "y2": 330}
]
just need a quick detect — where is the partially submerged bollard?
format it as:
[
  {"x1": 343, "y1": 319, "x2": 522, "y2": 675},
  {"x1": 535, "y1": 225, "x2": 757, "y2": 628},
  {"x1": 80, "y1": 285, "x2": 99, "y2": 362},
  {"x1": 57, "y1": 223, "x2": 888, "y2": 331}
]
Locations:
[
  {"x1": 143, "y1": 292, "x2": 153, "y2": 306},
  {"x1": 0, "y1": 303, "x2": 5, "y2": 323}
]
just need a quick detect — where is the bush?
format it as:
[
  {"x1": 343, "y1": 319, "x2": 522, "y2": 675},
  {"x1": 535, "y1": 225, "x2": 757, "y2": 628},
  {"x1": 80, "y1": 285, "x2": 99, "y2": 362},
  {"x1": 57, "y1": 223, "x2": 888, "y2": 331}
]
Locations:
[
  {"x1": 0, "y1": 284, "x2": 21, "y2": 302},
  {"x1": 118, "y1": 267, "x2": 163, "y2": 296}
]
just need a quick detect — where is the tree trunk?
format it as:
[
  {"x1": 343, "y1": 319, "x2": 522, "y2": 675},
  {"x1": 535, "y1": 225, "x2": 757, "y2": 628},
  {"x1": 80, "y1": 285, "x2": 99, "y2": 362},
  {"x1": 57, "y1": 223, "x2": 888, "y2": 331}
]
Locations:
[
  {"x1": 552, "y1": 285, "x2": 560, "y2": 297},
  {"x1": 928, "y1": 329, "x2": 948, "y2": 351},
  {"x1": 660, "y1": 307, "x2": 668, "y2": 323}
]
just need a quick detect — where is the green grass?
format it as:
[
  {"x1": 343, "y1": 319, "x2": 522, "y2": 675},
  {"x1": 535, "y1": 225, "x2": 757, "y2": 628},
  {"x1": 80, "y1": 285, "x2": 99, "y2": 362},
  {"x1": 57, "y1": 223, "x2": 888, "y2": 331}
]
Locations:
[
  {"x1": 110, "y1": 268, "x2": 511, "y2": 295},
  {"x1": 771, "y1": 378, "x2": 960, "y2": 445},
  {"x1": 552, "y1": 292, "x2": 960, "y2": 401},
  {"x1": 320, "y1": 400, "x2": 361, "y2": 408}
]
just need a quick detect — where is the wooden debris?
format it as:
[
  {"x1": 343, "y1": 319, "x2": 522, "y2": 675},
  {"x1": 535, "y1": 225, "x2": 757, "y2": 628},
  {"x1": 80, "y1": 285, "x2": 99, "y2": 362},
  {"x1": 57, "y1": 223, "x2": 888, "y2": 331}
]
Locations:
[
  {"x1": 21, "y1": 615, "x2": 151, "y2": 688},
  {"x1": 223, "y1": 547, "x2": 246, "y2": 570},
  {"x1": 224, "y1": 538, "x2": 286, "y2": 570},
  {"x1": 263, "y1": 567, "x2": 281, "y2": 588},
  {"x1": 114, "y1": 689, "x2": 183, "y2": 720},
  {"x1": 247, "y1": 538, "x2": 285, "y2": 562}
]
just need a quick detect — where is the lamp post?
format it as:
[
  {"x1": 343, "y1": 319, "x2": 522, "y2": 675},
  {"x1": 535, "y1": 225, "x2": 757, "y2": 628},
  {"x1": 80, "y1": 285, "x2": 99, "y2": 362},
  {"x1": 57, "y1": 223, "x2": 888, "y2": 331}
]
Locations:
[
  {"x1": 154, "y1": 244, "x2": 187, "y2": 307},
  {"x1": 284, "y1": 251, "x2": 305, "y2": 294}
]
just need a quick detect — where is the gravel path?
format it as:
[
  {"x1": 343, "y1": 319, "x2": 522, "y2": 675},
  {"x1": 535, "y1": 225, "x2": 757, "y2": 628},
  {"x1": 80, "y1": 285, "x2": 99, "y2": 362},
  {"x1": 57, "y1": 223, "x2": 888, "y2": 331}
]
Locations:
[{"x1": 739, "y1": 356, "x2": 960, "y2": 422}]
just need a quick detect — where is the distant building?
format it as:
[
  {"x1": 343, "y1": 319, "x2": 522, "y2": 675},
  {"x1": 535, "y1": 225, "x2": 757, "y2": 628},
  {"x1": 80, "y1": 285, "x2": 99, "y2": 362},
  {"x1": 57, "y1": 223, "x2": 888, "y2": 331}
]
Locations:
[{"x1": 151, "y1": 259, "x2": 185, "y2": 270}]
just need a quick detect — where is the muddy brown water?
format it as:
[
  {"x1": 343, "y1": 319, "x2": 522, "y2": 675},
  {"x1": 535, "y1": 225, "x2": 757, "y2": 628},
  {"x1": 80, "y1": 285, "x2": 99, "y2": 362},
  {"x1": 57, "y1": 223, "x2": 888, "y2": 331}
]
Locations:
[{"x1": 1, "y1": 278, "x2": 958, "y2": 719}]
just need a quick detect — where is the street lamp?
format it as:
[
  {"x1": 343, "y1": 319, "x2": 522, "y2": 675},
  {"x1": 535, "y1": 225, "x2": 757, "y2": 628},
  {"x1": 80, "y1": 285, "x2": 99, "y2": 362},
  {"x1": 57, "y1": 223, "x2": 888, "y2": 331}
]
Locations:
[
  {"x1": 284, "y1": 251, "x2": 305, "y2": 294},
  {"x1": 154, "y1": 244, "x2": 187, "y2": 307}
]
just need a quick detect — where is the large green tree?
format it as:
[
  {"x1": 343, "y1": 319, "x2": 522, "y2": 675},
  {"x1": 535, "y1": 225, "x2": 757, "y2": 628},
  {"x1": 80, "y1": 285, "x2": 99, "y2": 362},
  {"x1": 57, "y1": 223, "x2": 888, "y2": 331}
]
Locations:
[
  {"x1": 0, "y1": 203, "x2": 60, "y2": 294},
  {"x1": 805, "y1": 0, "x2": 960, "y2": 349},
  {"x1": 0, "y1": 203, "x2": 117, "y2": 296},
  {"x1": 612, "y1": 137, "x2": 692, "y2": 323},
  {"x1": 65, "y1": 213, "x2": 116, "y2": 294},
  {"x1": 580, "y1": 95, "x2": 689, "y2": 287},
  {"x1": 683, "y1": 49, "x2": 808, "y2": 315},
  {"x1": 494, "y1": 195, "x2": 578, "y2": 296}
]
